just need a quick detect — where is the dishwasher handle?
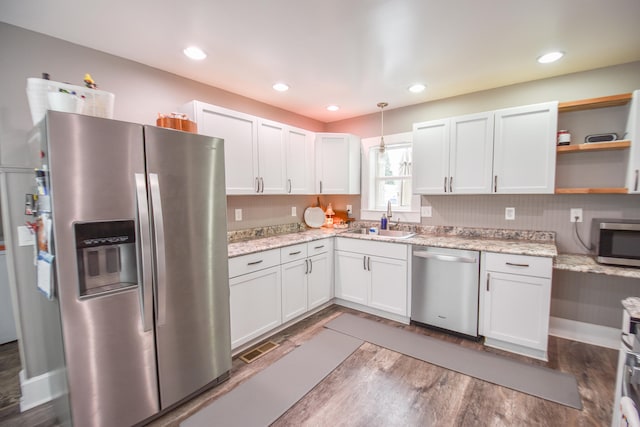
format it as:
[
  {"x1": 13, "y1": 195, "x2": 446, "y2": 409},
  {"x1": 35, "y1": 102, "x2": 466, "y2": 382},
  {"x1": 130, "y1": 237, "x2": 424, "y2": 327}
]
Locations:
[{"x1": 413, "y1": 250, "x2": 477, "y2": 264}]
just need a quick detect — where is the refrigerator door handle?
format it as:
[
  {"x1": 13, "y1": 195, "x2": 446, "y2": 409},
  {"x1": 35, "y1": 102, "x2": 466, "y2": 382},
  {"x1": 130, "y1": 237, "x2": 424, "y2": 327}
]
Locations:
[
  {"x1": 149, "y1": 173, "x2": 167, "y2": 326},
  {"x1": 135, "y1": 173, "x2": 154, "y2": 332}
]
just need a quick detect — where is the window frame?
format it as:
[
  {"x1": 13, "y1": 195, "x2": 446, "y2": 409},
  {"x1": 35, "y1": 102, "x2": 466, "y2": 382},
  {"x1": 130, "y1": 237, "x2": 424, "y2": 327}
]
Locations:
[{"x1": 360, "y1": 132, "x2": 421, "y2": 224}]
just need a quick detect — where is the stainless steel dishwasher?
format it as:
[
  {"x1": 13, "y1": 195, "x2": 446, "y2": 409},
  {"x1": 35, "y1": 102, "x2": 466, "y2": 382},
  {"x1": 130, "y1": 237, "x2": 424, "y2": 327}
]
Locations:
[{"x1": 411, "y1": 246, "x2": 480, "y2": 338}]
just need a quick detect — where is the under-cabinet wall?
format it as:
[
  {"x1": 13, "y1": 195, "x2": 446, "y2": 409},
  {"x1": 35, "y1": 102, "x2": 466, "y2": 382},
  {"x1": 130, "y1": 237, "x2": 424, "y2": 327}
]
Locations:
[{"x1": 419, "y1": 193, "x2": 640, "y2": 254}]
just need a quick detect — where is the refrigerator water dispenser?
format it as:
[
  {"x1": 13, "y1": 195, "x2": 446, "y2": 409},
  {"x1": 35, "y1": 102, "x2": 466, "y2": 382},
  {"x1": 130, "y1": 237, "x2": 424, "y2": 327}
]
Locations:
[{"x1": 75, "y1": 220, "x2": 137, "y2": 297}]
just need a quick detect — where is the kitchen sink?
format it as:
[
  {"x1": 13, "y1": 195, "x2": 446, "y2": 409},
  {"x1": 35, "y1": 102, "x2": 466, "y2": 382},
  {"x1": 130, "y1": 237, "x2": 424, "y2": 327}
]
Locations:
[{"x1": 348, "y1": 228, "x2": 416, "y2": 239}]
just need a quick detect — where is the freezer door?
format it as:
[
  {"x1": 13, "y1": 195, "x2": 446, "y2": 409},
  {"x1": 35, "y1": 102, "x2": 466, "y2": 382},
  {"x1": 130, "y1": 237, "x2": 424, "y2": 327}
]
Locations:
[
  {"x1": 44, "y1": 112, "x2": 159, "y2": 426},
  {"x1": 143, "y1": 126, "x2": 231, "y2": 408}
]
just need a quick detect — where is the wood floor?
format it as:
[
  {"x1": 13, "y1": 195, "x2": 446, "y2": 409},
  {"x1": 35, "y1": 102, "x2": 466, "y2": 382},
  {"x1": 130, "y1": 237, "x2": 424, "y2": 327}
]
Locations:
[{"x1": 0, "y1": 305, "x2": 618, "y2": 426}]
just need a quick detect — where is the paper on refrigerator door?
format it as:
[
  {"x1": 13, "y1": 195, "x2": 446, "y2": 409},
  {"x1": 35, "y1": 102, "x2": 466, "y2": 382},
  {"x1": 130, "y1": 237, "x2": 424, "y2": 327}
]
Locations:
[{"x1": 37, "y1": 250, "x2": 54, "y2": 299}]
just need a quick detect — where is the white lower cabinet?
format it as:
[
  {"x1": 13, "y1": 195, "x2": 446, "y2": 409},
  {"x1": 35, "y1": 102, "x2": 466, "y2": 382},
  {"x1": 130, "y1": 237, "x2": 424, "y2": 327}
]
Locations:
[
  {"x1": 229, "y1": 257, "x2": 282, "y2": 349},
  {"x1": 334, "y1": 238, "x2": 409, "y2": 321},
  {"x1": 480, "y1": 252, "x2": 553, "y2": 360},
  {"x1": 281, "y1": 240, "x2": 334, "y2": 323},
  {"x1": 229, "y1": 239, "x2": 333, "y2": 350}
]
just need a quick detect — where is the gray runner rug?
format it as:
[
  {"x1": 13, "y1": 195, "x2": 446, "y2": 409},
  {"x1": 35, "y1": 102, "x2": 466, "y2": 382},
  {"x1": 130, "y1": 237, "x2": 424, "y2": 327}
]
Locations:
[
  {"x1": 181, "y1": 329, "x2": 363, "y2": 427},
  {"x1": 325, "y1": 313, "x2": 582, "y2": 410}
]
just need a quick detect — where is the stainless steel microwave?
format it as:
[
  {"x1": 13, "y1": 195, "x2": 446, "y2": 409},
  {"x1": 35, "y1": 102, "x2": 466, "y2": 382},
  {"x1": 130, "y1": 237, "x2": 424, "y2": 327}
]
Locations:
[{"x1": 592, "y1": 219, "x2": 640, "y2": 268}]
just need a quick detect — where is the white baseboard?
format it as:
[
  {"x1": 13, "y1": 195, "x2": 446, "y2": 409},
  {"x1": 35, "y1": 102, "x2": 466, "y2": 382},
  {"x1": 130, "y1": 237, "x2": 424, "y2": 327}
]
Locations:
[
  {"x1": 549, "y1": 316, "x2": 619, "y2": 350},
  {"x1": 19, "y1": 368, "x2": 66, "y2": 412}
]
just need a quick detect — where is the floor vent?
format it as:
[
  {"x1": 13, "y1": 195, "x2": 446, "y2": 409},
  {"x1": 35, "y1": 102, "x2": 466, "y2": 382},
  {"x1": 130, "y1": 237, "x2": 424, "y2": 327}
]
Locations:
[{"x1": 239, "y1": 341, "x2": 279, "y2": 364}]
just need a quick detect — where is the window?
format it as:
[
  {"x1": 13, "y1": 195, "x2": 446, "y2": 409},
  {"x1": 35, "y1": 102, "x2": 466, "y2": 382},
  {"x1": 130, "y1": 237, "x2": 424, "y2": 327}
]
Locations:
[
  {"x1": 361, "y1": 132, "x2": 420, "y2": 223},
  {"x1": 372, "y1": 143, "x2": 412, "y2": 210}
]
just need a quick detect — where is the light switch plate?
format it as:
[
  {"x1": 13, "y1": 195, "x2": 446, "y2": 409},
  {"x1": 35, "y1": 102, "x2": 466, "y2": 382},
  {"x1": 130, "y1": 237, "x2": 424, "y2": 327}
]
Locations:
[
  {"x1": 505, "y1": 207, "x2": 515, "y2": 220},
  {"x1": 291, "y1": 206, "x2": 297, "y2": 216},
  {"x1": 235, "y1": 209, "x2": 242, "y2": 221},
  {"x1": 421, "y1": 206, "x2": 432, "y2": 217}
]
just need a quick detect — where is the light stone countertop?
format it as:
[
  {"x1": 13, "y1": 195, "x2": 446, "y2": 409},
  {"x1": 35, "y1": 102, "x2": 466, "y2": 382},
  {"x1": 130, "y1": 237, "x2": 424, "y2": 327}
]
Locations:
[
  {"x1": 622, "y1": 297, "x2": 640, "y2": 319},
  {"x1": 228, "y1": 225, "x2": 640, "y2": 278},
  {"x1": 228, "y1": 227, "x2": 557, "y2": 258},
  {"x1": 555, "y1": 254, "x2": 640, "y2": 279}
]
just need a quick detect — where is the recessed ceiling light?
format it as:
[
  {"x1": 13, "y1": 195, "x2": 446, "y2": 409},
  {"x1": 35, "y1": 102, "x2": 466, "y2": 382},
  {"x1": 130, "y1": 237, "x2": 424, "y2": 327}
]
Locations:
[
  {"x1": 537, "y1": 51, "x2": 564, "y2": 64},
  {"x1": 408, "y1": 83, "x2": 426, "y2": 93},
  {"x1": 273, "y1": 83, "x2": 289, "y2": 92},
  {"x1": 326, "y1": 105, "x2": 340, "y2": 112},
  {"x1": 183, "y1": 46, "x2": 207, "y2": 60}
]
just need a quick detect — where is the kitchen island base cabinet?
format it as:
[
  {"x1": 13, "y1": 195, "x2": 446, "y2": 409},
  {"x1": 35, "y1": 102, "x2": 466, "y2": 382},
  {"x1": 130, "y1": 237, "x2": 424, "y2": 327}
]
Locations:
[
  {"x1": 480, "y1": 252, "x2": 552, "y2": 361},
  {"x1": 334, "y1": 238, "x2": 409, "y2": 323}
]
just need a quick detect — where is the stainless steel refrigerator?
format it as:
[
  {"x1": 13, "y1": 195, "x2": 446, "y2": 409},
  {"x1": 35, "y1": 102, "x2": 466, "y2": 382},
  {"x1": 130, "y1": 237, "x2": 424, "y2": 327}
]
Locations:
[{"x1": 33, "y1": 111, "x2": 231, "y2": 426}]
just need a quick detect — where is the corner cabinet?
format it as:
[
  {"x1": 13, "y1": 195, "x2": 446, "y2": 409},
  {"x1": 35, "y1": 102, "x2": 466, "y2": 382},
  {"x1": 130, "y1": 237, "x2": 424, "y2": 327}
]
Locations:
[
  {"x1": 480, "y1": 252, "x2": 553, "y2": 361},
  {"x1": 334, "y1": 237, "x2": 409, "y2": 323},
  {"x1": 315, "y1": 133, "x2": 361, "y2": 194},
  {"x1": 492, "y1": 102, "x2": 558, "y2": 194},
  {"x1": 413, "y1": 112, "x2": 494, "y2": 194}
]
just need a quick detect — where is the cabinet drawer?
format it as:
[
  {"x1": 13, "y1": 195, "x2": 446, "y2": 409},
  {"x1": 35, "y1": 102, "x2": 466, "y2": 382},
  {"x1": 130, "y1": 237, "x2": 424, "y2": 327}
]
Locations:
[
  {"x1": 229, "y1": 248, "x2": 281, "y2": 278},
  {"x1": 280, "y1": 243, "x2": 307, "y2": 263},
  {"x1": 335, "y1": 237, "x2": 407, "y2": 260},
  {"x1": 484, "y1": 252, "x2": 552, "y2": 278},
  {"x1": 308, "y1": 239, "x2": 333, "y2": 256}
]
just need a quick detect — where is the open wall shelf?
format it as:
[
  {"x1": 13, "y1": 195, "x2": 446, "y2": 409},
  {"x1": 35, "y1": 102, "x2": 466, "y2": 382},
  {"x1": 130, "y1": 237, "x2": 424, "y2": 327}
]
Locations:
[{"x1": 556, "y1": 140, "x2": 631, "y2": 153}]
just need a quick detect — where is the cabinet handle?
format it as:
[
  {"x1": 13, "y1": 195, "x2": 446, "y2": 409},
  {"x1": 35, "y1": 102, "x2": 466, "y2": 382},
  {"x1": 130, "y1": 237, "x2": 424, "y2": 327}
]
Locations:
[
  {"x1": 486, "y1": 272, "x2": 490, "y2": 291},
  {"x1": 449, "y1": 176, "x2": 453, "y2": 193},
  {"x1": 288, "y1": 179, "x2": 292, "y2": 193},
  {"x1": 309, "y1": 259, "x2": 313, "y2": 274},
  {"x1": 443, "y1": 177, "x2": 447, "y2": 192},
  {"x1": 494, "y1": 175, "x2": 498, "y2": 193},
  {"x1": 363, "y1": 255, "x2": 367, "y2": 270},
  {"x1": 255, "y1": 177, "x2": 260, "y2": 193},
  {"x1": 305, "y1": 259, "x2": 309, "y2": 274},
  {"x1": 289, "y1": 250, "x2": 302, "y2": 256},
  {"x1": 247, "y1": 260, "x2": 263, "y2": 266},
  {"x1": 367, "y1": 256, "x2": 371, "y2": 271},
  {"x1": 319, "y1": 180, "x2": 323, "y2": 193},
  {"x1": 314, "y1": 245, "x2": 325, "y2": 249},
  {"x1": 635, "y1": 169, "x2": 639, "y2": 192},
  {"x1": 260, "y1": 177, "x2": 264, "y2": 193},
  {"x1": 506, "y1": 262, "x2": 529, "y2": 268}
]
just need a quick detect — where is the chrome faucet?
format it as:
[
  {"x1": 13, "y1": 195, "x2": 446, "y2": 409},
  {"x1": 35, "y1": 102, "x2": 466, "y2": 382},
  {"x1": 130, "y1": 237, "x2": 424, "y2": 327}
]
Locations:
[{"x1": 386, "y1": 201, "x2": 400, "y2": 229}]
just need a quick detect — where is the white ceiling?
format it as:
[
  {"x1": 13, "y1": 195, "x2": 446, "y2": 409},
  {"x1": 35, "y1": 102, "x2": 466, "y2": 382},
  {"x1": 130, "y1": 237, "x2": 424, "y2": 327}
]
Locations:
[{"x1": 2, "y1": 0, "x2": 640, "y2": 122}]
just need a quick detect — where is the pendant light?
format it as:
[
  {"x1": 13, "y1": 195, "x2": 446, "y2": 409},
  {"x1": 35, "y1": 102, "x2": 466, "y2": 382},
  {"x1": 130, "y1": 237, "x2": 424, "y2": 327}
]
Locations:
[{"x1": 377, "y1": 102, "x2": 388, "y2": 153}]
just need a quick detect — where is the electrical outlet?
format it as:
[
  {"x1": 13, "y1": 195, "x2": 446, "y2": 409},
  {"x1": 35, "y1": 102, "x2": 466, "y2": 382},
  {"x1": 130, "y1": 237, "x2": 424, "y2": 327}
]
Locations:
[
  {"x1": 346, "y1": 204, "x2": 352, "y2": 215},
  {"x1": 505, "y1": 207, "x2": 515, "y2": 220},
  {"x1": 235, "y1": 209, "x2": 242, "y2": 221},
  {"x1": 291, "y1": 206, "x2": 297, "y2": 216},
  {"x1": 421, "y1": 206, "x2": 432, "y2": 217},
  {"x1": 570, "y1": 208, "x2": 583, "y2": 223}
]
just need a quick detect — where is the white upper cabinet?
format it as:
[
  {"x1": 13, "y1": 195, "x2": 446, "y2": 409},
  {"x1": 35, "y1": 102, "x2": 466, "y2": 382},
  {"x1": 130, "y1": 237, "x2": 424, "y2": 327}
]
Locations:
[
  {"x1": 315, "y1": 133, "x2": 361, "y2": 194},
  {"x1": 257, "y1": 119, "x2": 288, "y2": 194},
  {"x1": 285, "y1": 126, "x2": 315, "y2": 194},
  {"x1": 413, "y1": 102, "x2": 557, "y2": 195},
  {"x1": 182, "y1": 101, "x2": 258, "y2": 194},
  {"x1": 413, "y1": 113, "x2": 494, "y2": 194},
  {"x1": 493, "y1": 101, "x2": 558, "y2": 194},
  {"x1": 413, "y1": 119, "x2": 449, "y2": 194},
  {"x1": 182, "y1": 100, "x2": 317, "y2": 195}
]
